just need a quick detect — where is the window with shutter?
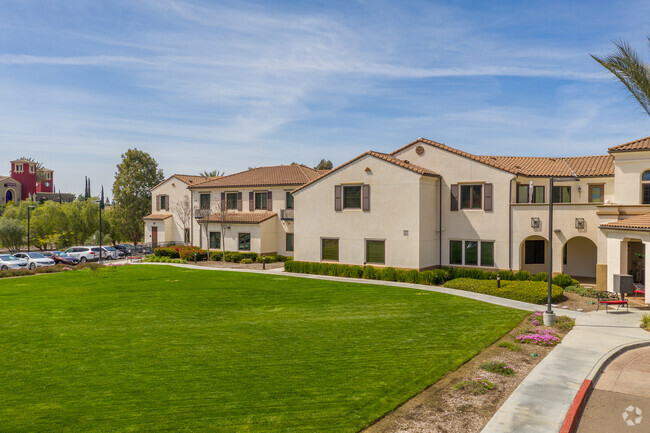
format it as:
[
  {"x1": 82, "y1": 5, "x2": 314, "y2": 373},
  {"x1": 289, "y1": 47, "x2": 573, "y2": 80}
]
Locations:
[
  {"x1": 334, "y1": 185, "x2": 342, "y2": 211},
  {"x1": 451, "y1": 184, "x2": 459, "y2": 211},
  {"x1": 156, "y1": 195, "x2": 160, "y2": 211},
  {"x1": 237, "y1": 192, "x2": 242, "y2": 211},
  {"x1": 221, "y1": 192, "x2": 226, "y2": 210},
  {"x1": 249, "y1": 192, "x2": 254, "y2": 211},
  {"x1": 267, "y1": 191, "x2": 272, "y2": 211},
  {"x1": 484, "y1": 184, "x2": 493, "y2": 211},
  {"x1": 362, "y1": 184, "x2": 370, "y2": 211}
]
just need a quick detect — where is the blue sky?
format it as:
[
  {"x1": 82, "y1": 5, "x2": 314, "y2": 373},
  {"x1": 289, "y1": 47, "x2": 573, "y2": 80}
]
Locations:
[{"x1": 1, "y1": 0, "x2": 649, "y2": 196}]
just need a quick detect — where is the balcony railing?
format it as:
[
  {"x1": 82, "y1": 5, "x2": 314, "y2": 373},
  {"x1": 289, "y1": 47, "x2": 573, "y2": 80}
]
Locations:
[
  {"x1": 280, "y1": 209, "x2": 294, "y2": 220},
  {"x1": 194, "y1": 208, "x2": 211, "y2": 220}
]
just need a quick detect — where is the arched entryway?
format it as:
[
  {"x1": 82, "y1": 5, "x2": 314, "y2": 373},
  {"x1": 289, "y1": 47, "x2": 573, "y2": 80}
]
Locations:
[
  {"x1": 5, "y1": 189, "x2": 14, "y2": 203},
  {"x1": 519, "y1": 235, "x2": 548, "y2": 275},
  {"x1": 562, "y1": 236, "x2": 597, "y2": 279}
]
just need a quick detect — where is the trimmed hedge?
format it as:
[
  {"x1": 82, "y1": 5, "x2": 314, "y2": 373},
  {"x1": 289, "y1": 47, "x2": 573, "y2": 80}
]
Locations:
[
  {"x1": 443, "y1": 278, "x2": 564, "y2": 304},
  {"x1": 0, "y1": 262, "x2": 104, "y2": 279}
]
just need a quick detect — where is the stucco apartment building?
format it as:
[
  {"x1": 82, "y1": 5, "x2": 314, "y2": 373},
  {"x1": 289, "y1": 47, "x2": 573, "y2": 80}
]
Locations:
[
  {"x1": 144, "y1": 165, "x2": 324, "y2": 256},
  {"x1": 292, "y1": 136, "x2": 650, "y2": 302}
]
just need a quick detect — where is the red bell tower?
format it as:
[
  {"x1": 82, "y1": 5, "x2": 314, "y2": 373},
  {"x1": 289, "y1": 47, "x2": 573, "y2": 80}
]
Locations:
[
  {"x1": 36, "y1": 168, "x2": 54, "y2": 193},
  {"x1": 10, "y1": 159, "x2": 37, "y2": 200}
]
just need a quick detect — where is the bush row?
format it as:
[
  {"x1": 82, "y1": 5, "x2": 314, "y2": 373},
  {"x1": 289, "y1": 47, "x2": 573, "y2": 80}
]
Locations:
[
  {"x1": 143, "y1": 256, "x2": 187, "y2": 264},
  {"x1": 0, "y1": 262, "x2": 104, "y2": 279},
  {"x1": 443, "y1": 278, "x2": 564, "y2": 304},
  {"x1": 283, "y1": 261, "x2": 579, "y2": 289},
  {"x1": 154, "y1": 245, "x2": 202, "y2": 258},
  {"x1": 159, "y1": 247, "x2": 292, "y2": 264}
]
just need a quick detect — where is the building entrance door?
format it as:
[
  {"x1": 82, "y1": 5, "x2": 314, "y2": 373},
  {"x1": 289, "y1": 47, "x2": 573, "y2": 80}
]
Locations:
[{"x1": 152, "y1": 226, "x2": 158, "y2": 249}]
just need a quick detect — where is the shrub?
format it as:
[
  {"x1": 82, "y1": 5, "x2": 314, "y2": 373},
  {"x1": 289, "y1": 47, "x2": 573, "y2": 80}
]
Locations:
[
  {"x1": 554, "y1": 316, "x2": 575, "y2": 332},
  {"x1": 240, "y1": 258, "x2": 253, "y2": 264},
  {"x1": 443, "y1": 278, "x2": 564, "y2": 304},
  {"x1": 514, "y1": 270, "x2": 532, "y2": 281},
  {"x1": 497, "y1": 341, "x2": 523, "y2": 352},
  {"x1": 179, "y1": 248, "x2": 207, "y2": 261},
  {"x1": 483, "y1": 271, "x2": 498, "y2": 280},
  {"x1": 498, "y1": 270, "x2": 516, "y2": 281},
  {"x1": 362, "y1": 265, "x2": 380, "y2": 280},
  {"x1": 419, "y1": 269, "x2": 449, "y2": 285},
  {"x1": 552, "y1": 273, "x2": 579, "y2": 289},
  {"x1": 453, "y1": 378, "x2": 496, "y2": 395},
  {"x1": 381, "y1": 267, "x2": 397, "y2": 281},
  {"x1": 405, "y1": 270, "x2": 420, "y2": 284},
  {"x1": 532, "y1": 272, "x2": 548, "y2": 282},
  {"x1": 210, "y1": 251, "x2": 223, "y2": 261},
  {"x1": 143, "y1": 256, "x2": 187, "y2": 264},
  {"x1": 642, "y1": 313, "x2": 650, "y2": 330},
  {"x1": 479, "y1": 361, "x2": 515, "y2": 376}
]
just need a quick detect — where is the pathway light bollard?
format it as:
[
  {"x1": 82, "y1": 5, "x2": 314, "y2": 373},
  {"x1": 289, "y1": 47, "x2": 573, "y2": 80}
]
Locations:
[
  {"x1": 194, "y1": 252, "x2": 197, "y2": 263},
  {"x1": 497, "y1": 274, "x2": 501, "y2": 288},
  {"x1": 262, "y1": 255, "x2": 266, "y2": 270}
]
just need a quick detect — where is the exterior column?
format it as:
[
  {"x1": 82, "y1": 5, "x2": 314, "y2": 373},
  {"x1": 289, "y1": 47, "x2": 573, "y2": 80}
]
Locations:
[
  {"x1": 645, "y1": 242, "x2": 650, "y2": 305},
  {"x1": 606, "y1": 237, "x2": 622, "y2": 293}
]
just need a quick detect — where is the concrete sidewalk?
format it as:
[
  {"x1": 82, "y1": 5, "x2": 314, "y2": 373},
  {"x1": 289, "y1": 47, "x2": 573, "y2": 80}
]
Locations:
[
  {"x1": 481, "y1": 310, "x2": 650, "y2": 433},
  {"x1": 135, "y1": 262, "x2": 580, "y2": 316}
]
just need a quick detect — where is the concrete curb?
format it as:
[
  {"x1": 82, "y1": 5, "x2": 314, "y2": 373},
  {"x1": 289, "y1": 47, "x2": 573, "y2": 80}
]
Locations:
[{"x1": 559, "y1": 340, "x2": 650, "y2": 433}]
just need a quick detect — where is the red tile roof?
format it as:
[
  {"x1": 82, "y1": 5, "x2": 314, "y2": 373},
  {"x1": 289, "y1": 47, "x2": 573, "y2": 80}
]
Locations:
[
  {"x1": 189, "y1": 165, "x2": 322, "y2": 189},
  {"x1": 600, "y1": 213, "x2": 650, "y2": 230},
  {"x1": 143, "y1": 213, "x2": 172, "y2": 221},
  {"x1": 198, "y1": 211, "x2": 276, "y2": 224},
  {"x1": 292, "y1": 150, "x2": 439, "y2": 194},
  {"x1": 150, "y1": 174, "x2": 222, "y2": 191},
  {"x1": 608, "y1": 136, "x2": 650, "y2": 153}
]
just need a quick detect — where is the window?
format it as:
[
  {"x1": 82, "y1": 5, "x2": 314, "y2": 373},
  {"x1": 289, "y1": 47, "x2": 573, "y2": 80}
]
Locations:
[
  {"x1": 160, "y1": 195, "x2": 168, "y2": 210},
  {"x1": 321, "y1": 238, "x2": 339, "y2": 261},
  {"x1": 532, "y1": 186, "x2": 544, "y2": 203},
  {"x1": 552, "y1": 186, "x2": 571, "y2": 203},
  {"x1": 14, "y1": 164, "x2": 23, "y2": 173},
  {"x1": 516, "y1": 184, "x2": 528, "y2": 203},
  {"x1": 286, "y1": 233, "x2": 294, "y2": 252},
  {"x1": 200, "y1": 194, "x2": 211, "y2": 209},
  {"x1": 588, "y1": 185, "x2": 604, "y2": 203},
  {"x1": 255, "y1": 192, "x2": 268, "y2": 210},
  {"x1": 450, "y1": 241, "x2": 462, "y2": 265},
  {"x1": 238, "y1": 233, "x2": 251, "y2": 251},
  {"x1": 184, "y1": 229, "x2": 190, "y2": 243},
  {"x1": 29, "y1": 164, "x2": 35, "y2": 173},
  {"x1": 209, "y1": 232, "x2": 221, "y2": 249},
  {"x1": 343, "y1": 185, "x2": 361, "y2": 209},
  {"x1": 366, "y1": 240, "x2": 385, "y2": 264},
  {"x1": 226, "y1": 192, "x2": 238, "y2": 210},
  {"x1": 286, "y1": 191, "x2": 294, "y2": 209},
  {"x1": 481, "y1": 242, "x2": 494, "y2": 266},
  {"x1": 460, "y1": 184, "x2": 482, "y2": 209},
  {"x1": 465, "y1": 241, "x2": 478, "y2": 265},
  {"x1": 563, "y1": 243, "x2": 567, "y2": 265},
  {"x1": 525, "y1": 240, "x2": 545, "y2": 264},
  {"x1": 643, "y1": 171, "x2": 650, "y2": 204}
]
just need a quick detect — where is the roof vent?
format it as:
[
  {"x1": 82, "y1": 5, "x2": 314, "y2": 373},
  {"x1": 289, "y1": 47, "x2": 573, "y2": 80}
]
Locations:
[{"x1": 403, "y1": 160, "x2": 410, "y2": 164}]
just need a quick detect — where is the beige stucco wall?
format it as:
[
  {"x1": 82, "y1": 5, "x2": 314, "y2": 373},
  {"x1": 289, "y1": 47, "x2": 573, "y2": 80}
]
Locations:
[
  {"x1": 144, "y1": 219, "x2": 172, "y2": 245},
  {"x1": 149, "y1": 177, "x2": 194, "y2": 244},
  {"x1": 394, "y1": 142, "x2": 514, "y2": 269},
  {"x1": 613, "y1": 151, "x2": 650, "y2": 204},
  {"x1": 293, "y1": 154, "x2": 438, "y2": 269}
]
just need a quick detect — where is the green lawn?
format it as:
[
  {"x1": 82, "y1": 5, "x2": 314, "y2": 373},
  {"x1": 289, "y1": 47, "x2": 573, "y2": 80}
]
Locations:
[{"x1": 0, "y1": 265, "x2": 526, "y2": 432}]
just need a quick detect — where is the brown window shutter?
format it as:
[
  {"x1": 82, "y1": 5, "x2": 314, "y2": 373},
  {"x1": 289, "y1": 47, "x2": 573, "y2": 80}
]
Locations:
[
  {"x1": 362, "y1": 184, "x2": 370, "y2": 211},
  {"x1": 334, "y1": 185, "x2": 342, "y2": 211},
  {"x1": 267, "y1": 191, "x2": 272, "y2": 211},
  {"x1": 164, "y1": 195, "x2": 169, "y2": 210},
  {"x1": 450, "y1": 184, "x2": 458, "y2": 211},
  {"x1": 156, "y1": 195, "x2": 160, "y2": 211},
  {"x1": 220, "y1": 192, "x2": 225, "y2": 210},
  {"x1": 249, "y1": 192, "x2": 254, "y2": 211},
  {"x1": 237, "y1": 192, "x2": 242, "y2": 211},
  {"x1": 484, "y1": 183, "x2": 493, "y2": 211}
]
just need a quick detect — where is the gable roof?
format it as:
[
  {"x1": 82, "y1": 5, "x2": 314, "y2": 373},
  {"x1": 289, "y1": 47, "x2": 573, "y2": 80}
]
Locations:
[
  {"x1": 292, "y1": 150, "x2": 439, "y2": 194},
  {"x1": 143, "y1": 213, "x2": 172, "y2": 221},
  {"x1": 392, "y1": 138, "x2": 614, "y2": 177},
  {"x1": 188, "y1": 165, "x2": 323, "y2": 189},
  {"x1": 198, "y1": 211, "x2": 277, "y2": 224},
  {"x1": 600, "y1": 213, "x2": 650, "y2": 230},
  {"x1": 608, "y1": 136, "x2": 650, "y2": 153},
  {"x1": 150, "y1": 174, "x2": 222, "y2": 191}
]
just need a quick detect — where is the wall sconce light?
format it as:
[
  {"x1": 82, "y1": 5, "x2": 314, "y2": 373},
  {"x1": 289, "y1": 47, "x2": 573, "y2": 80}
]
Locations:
[{"x1": 577, "y1": 186, "x2": 582, "y2": 194}]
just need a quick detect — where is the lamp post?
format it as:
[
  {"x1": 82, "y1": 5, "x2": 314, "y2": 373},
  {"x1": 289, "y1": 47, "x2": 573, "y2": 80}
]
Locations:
[
  {"x1": 94, "y1": 186, "x2": 105, "y2": 263},
  {"x1": 544, "y1": 176, "x2": 579, "y2": 326},
  {"x1": 27, "y1": 204, "x2": 36, "y2": 252}
]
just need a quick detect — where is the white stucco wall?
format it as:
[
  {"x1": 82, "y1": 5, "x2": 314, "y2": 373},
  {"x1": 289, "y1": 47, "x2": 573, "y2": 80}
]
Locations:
[
  {"x1": 613, "y1": 151, "x2": 650, "y2": 204},
  {"x1": 293, "y1": 154, "x2": 438, "y2": 269},
  {"x1": 148, "y1": 176, "x2": 194, "y2": 244}
]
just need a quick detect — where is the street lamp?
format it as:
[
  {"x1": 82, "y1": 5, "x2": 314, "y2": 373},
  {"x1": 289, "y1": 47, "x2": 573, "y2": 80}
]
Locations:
[
  {"x1": 27, "y1": 205, "x2": 36, "y2": 252},
  {"x1": 544, "y1": 176, "x2": 580, "y2": 326},
  {"x1": 94, "y1": 186, "x2": 105, "y2": 263}
]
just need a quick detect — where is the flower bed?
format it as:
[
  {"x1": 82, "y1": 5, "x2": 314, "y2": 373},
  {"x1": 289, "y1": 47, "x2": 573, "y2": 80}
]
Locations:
[{"x1": 511, "y1": 328, "x2": 561, "y2": 346}]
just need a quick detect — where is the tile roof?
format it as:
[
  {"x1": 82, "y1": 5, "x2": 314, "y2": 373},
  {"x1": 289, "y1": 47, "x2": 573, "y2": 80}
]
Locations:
[
  {"x1": 392, "y1": 138, "x2": 614, "y2": 177},
  {"x1": 292, "y1": 150, "x2": 439, "y2": 194},
  {"x1": 150, "y1": 174, "x2": 222, "y2": 191},
  {"x1": 198, "y1": 211, "x2": 276, "y2": 224},
  {"x1": 10, "y1": 158, "x2": 34, "y2": 163},
  {"x1": 600, "y1": 213, "x2": 650, "y2": 230},
  {"x1": 143, "y1": 213, "x2": 172, "y2": 221},
  {"x1": 608, "y1": 136, "x2": 650, "y2": 153},
  {"x1": 189, "y1": 165, "x2": 322, "y2": 189},
  {"x1": 0, "y1": 175, "x2": 15, "y2": 183}
]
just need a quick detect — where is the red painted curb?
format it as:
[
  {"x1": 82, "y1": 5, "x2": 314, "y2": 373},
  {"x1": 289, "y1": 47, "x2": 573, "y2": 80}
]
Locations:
[{"x1": 560, "y1": 379, "x2": 593, "y2": 433}]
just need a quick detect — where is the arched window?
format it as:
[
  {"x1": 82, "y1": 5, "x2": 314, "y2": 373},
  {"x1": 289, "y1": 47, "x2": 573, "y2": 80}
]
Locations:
[{"x1": 642, "y1": 171, "x2": 650, "y2": 204}]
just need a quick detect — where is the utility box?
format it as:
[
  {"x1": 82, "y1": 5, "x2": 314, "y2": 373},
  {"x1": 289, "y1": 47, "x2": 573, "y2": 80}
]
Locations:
[{"x1": 613, "y1": 274, "x2": 634, "y2": 294}]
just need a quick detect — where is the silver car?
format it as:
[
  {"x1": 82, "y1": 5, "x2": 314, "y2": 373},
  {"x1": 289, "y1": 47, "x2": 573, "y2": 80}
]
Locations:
[
  {"x1": 0, "y1": 254, "x2": 28, "y2": 270},
  {"x1": 13, "y1": 252, "x2": 56, "y2": 270},
  {"x1": 64, "y1": 246, "x2": 100, "y2": 263}
]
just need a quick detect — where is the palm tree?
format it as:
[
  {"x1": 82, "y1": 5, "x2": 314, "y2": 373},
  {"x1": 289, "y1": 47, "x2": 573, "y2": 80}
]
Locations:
[
  {"x1": 591, "y1": 37, "x2": 650, "y2": 116},
  {"x1": 199, "y1": 170, "x2": 225, "y2": 177}
]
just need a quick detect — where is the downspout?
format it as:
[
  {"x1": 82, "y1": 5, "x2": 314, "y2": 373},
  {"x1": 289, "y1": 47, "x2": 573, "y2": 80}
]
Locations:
[
  {"x1": 190, "y1": 189, "x2": 194, "y2": 246},
  {"x1": 439, "y1": 178, "x2": 442, "y2": 268},
  {"x1": 509, "y1": 176, "x2": 516, "y2": 271}
]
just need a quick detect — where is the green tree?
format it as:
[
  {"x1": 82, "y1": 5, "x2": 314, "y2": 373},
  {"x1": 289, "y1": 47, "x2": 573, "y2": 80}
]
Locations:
[
  {"x1": 30, "y1": 200, "x2": 66, "y2": 250},
  {"x1": 62, "y1": 199, "x2": 99, "y2": 246},
  {"x1": 315, "y1": 159, "x2": 333, "y2": 170},
  {"x1": 199, "y1": 170, "x2": 224, "y2": 177},
  {"x1": 0, "y1": 218, "x2": 25, "y2": 252},
  {"x1": 592, "y1": 37, "x2": 650, "y2": 116},
  {"x1": 112, "y1": 149, "x2": 164, "y2": 245}
]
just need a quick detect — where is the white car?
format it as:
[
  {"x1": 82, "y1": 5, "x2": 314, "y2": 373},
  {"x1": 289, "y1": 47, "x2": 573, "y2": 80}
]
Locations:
[
  {"x1": 13, "y1": 252, "x2": 56, "y2": 270},
  {"x1": 0, "y1": 254, "x2": 28, "y2": 270},
  {"x1": 100, "y1": 246, "x2": 124, "y2": 260},
  {"x1": 64, "y1": 246, "x2": 100, "y2": 263}
]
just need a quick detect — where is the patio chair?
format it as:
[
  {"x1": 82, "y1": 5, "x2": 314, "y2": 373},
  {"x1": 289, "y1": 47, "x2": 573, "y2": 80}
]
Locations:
[{"x1": 634, "y1": 283, "x2": 645, "y2": 298}]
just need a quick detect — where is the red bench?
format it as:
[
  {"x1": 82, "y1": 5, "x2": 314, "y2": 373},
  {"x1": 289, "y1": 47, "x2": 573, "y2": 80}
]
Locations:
[
  {"x1": 596, "y1": 291, "x2": 628, "y2": 313},
  {"x1": 634, "y1": 284, "x2": 645, "y2": 298}
]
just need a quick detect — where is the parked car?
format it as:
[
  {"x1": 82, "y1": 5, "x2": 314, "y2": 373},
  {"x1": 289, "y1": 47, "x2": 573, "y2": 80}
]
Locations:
[
  {"x1": 0, "y1": 254, "x2": 28, "y2": 270},
  {"x1": 63, "y1": 246, "x2": 100, "y2": 263},
  {"x1": 102, "y1": 246, "x2": 125, "y2": 260},
  {"x1": 114, "y1": 244, "x2": 135, "y2": 255},
  {"x1": 13, "y1": 252, "x2": 56, "y2": 270},
  {"x1": 134, "y1": 245, "x2": 153, "y2": 255},
  {"x1": 42, "y1": 251, "x2": 80, "y2": 266}
]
